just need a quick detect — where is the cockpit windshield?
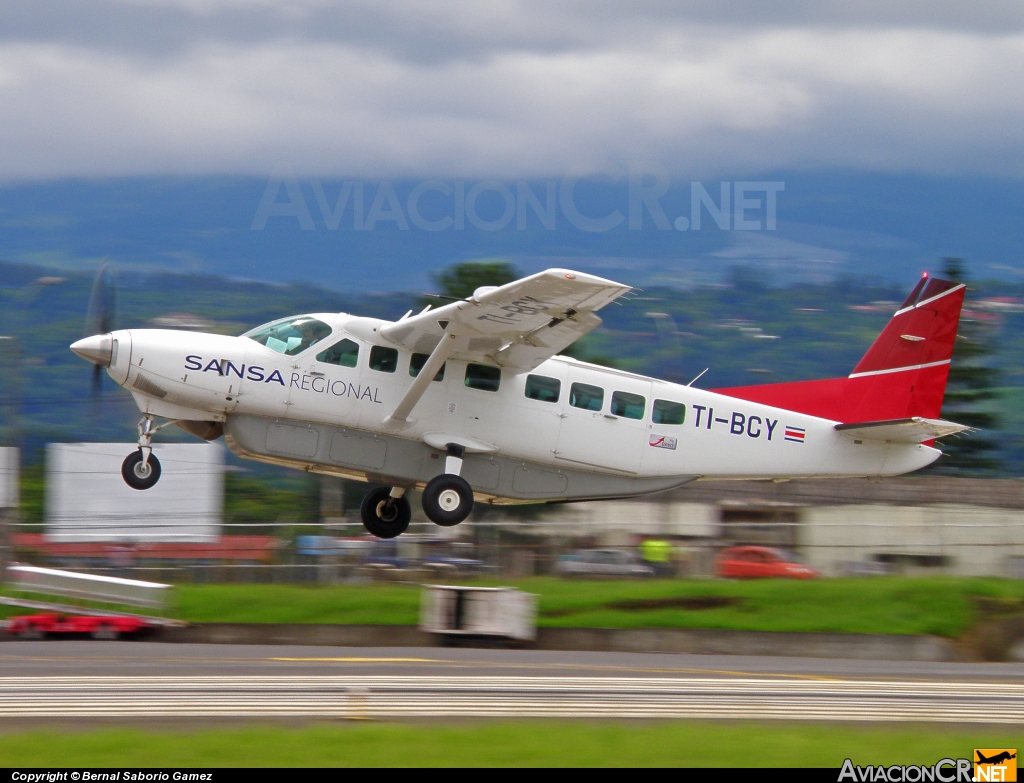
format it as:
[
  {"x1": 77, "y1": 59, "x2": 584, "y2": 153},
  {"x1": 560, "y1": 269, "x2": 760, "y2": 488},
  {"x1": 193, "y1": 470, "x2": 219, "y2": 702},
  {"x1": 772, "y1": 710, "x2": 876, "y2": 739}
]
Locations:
[{"x1": 244, "y1": 316, "x2": 332, "y2": 356}]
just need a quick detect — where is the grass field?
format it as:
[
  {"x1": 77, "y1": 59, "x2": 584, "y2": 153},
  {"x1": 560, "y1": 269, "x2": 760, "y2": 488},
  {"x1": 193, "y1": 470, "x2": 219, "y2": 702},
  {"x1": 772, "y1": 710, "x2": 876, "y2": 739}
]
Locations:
[
  {"x1": 0, "y1": 721, "x2": 1018, "y2": 767},
  {"x1": 166, "y1": 576, "x2": 1024, "y2": 636},
  {"x1": 4, "y1": 577, "x2": 1022, "y2": 636}
]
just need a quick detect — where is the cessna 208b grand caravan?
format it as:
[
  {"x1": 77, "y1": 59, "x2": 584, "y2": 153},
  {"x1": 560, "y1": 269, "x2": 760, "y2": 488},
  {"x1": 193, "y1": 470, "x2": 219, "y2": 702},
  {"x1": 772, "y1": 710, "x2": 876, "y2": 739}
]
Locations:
[{"x1": 70, "y1": 269, "x2": 968, "y2": 538}]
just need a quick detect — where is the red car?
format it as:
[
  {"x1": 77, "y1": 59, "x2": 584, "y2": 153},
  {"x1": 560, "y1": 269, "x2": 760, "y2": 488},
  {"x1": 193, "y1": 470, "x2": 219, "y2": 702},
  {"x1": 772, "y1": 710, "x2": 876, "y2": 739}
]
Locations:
[
  {"x1": 716, "y1": 546, "x2": 819, "y2": 579},
  {"x1": 2, "y1": 613, "x2": 154, "y2": 640}
]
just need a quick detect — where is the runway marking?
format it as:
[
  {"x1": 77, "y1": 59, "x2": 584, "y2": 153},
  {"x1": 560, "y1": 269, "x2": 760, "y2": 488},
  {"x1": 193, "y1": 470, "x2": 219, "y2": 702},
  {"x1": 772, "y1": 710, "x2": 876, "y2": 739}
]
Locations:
[
  {"x1": 0, "y1": 675, "x2": 1019, "y2": 722},
  {"x1": 4, "y1": 654, "x2": 1023, "y2": 685},
  {"x1": 260, "y1": 657, "x2": 1001, "y2": 683},
  {"x1": 270, "y1": 657, "x2": 444, "y2": 663}
]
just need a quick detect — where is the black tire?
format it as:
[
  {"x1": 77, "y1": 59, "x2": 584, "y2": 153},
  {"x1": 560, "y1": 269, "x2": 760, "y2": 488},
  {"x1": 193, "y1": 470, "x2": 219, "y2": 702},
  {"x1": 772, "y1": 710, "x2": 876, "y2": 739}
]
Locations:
[
  {"x1": 121, "y1": 450, "x2": 161, "y2": 490},
  {"x1": 92, "y1": 625, "x2": 120, "y2": 641},
  {"x1": 422, "y1": 474, "x2": 474, "y2": 527},
  {"x1": 19, "y1": 625, "x2": 43, "y2": 641},
  {"x1": 360, "y1": 488, "x2": 411, "y2": 539}
]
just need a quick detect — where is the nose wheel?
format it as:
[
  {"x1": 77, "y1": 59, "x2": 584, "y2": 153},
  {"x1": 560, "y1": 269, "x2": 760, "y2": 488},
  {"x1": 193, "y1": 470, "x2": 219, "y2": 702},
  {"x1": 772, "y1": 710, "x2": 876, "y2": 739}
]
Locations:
[
  {"x1": 120, "y1": 415, "x2": 172, "y2": 490},
  {"x1": 121, "y1": 449, "x2": 162, "y2": 490},
  {"x1": 360, "y1": 487, "x2": 412, "y2": 539}
]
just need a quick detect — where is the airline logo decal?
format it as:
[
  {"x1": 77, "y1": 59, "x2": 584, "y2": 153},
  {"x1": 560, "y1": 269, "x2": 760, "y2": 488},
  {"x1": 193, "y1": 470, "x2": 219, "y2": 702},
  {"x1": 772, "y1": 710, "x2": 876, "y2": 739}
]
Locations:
[
  {"x1": 185, "y1": 355, "x2": 285, "y2": 385},
  {"x1": 184, "y1": 356, "x2": 383, "y2": 403},
  {"x1": 649, "y1": 435, "x2": 677, "y2": 450}
]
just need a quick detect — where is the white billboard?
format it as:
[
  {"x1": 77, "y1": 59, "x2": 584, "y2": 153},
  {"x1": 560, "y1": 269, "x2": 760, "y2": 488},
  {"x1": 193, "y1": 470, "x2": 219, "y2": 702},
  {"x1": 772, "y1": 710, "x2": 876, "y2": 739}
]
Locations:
[
  {"x1": 0, "y1": 447, "x2": 17, "y2": 508},
  {"x1": 46, "y1": 443, "x2": 223, "y2": 542}
]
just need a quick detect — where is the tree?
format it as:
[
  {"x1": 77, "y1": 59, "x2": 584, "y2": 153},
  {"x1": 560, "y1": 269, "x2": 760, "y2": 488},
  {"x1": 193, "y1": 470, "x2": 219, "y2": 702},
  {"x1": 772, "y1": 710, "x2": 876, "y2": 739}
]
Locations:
[
  {"x1": 429, "y1": 260, "x2": 518, "y2": 301},
  {"x1": 934, "y1": 257, "x2": 1002, "y2": 474},
  {"x1": 426, "y1": 259, "x2": 618, "y2": 367}
]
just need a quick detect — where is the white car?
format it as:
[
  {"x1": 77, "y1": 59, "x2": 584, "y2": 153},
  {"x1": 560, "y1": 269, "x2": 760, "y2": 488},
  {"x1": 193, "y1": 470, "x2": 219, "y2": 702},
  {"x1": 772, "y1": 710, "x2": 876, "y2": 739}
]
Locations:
[{"x1": 555, "y1": 549, "x2": 656, "y2": 579}]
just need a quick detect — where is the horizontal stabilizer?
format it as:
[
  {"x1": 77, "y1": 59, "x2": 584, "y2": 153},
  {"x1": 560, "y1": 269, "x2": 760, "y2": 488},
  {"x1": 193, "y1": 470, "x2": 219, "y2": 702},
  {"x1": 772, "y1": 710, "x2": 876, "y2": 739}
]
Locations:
[{"x1": 834, "y1": 417, "x2": 969, "y2": 444}]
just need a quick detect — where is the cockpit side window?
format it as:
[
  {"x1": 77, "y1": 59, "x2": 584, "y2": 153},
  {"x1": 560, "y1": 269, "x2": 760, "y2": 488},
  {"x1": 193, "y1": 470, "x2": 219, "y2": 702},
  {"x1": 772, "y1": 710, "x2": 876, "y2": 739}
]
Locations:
[
  {"x1": 244, "y1": 317, "x2": 332, "y2": 356},
  {"x1": 316, "y1": 338, "x2": 359, "y2": 367}
]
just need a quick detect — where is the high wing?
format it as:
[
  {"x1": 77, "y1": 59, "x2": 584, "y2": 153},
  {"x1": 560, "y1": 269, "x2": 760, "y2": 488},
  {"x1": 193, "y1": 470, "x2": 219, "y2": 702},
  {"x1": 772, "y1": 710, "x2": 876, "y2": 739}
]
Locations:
[
  {"x1": 379, "y1": 268, "x2": 630, "y2": 430},
  {"x1": 834, "y1": 417, "x2": 969, "y2": 444},
  {"x1": 380, "y1": 268, "x2": 630, "y2": 371}
]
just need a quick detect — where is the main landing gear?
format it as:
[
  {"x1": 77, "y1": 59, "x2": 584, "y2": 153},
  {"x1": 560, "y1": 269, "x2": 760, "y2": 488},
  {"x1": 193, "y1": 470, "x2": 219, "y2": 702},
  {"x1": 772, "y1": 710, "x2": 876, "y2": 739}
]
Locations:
[
  {"x1": 361, "y1": 444, "x2": 475, "y2": 538},
  {"x1": 121, "y1": 415, "x2": 164, "y2": 490},
  {"x1": 360, "y1": 487, "x2": 412, "y2": 539},
  {"x1": 422, "y1": 443, "x2": 474, "y2": 527}
]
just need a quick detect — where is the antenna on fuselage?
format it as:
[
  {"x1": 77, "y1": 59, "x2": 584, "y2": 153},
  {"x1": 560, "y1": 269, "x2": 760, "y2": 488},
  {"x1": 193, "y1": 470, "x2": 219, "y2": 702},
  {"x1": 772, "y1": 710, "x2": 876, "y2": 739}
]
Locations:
[{"x1": 687, "y1": 368, "x2": 708, "y2": 387}]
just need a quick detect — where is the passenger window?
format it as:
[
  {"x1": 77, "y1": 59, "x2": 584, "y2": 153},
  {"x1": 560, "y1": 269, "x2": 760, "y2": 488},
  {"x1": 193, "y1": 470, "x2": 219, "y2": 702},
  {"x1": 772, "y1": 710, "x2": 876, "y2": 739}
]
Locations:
[
  {"x1": 244, "y1": 317, "x2": 332, "y2": 356},
  {"x1": 610, "y1": 391, "x2": 646, "y2": 419},
  {"x1": 569, "y1": 382, "x2": 604, "y2": 411},
  {"x1": 525, "y1": 374, "x2": 560, "y2": 403},
  {"x1": 316, "y1": 338, "x2": 359, "y2": 368},
  {"x1": 409, "y1": 352, "x2": 445, "y2": 381},
  {"x1": 652, "y1": 399, "x2": 686, "y2": 425},
  {"x1": 465, "y1": 363, "x2": 501, "y2": 391},
  {"x1": 369, "y1": 346, "x2": 398, "y2": 373}
]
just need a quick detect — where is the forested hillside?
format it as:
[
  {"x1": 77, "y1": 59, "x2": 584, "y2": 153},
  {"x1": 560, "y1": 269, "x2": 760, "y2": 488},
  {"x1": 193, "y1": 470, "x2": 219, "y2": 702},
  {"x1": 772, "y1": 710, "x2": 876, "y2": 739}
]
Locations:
[{"x1": 2, "y1": 261, "x2": 1020, "y2": 474}]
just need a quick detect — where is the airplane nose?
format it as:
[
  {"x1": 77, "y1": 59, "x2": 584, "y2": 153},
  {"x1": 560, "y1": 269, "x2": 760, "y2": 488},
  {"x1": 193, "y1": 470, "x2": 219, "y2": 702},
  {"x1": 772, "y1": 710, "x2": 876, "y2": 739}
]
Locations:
[{"x1": 70, "y1": 334, "x2": 114, "y2": 367}]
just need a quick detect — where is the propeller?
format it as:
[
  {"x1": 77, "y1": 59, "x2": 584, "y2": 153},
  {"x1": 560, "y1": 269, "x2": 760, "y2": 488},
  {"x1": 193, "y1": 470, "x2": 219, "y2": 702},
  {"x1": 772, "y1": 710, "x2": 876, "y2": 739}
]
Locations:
[{"x1": 84, "y1": 262, "x2": 117, "y2": 397}]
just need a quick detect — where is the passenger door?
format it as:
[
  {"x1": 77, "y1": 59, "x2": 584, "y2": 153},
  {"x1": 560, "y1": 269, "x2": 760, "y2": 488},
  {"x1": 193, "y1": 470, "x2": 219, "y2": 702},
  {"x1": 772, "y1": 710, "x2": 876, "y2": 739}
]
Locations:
[{"x1": 555, "y1": 369, "x2": 650, "y2": 474}]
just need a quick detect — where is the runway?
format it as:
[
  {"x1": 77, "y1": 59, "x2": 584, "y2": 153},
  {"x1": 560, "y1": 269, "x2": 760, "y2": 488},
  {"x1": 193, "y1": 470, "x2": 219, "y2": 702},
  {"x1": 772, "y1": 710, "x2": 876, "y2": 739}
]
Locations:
[{"x1": 1, "y1": 642, "x2": 1022, "y2": 723}]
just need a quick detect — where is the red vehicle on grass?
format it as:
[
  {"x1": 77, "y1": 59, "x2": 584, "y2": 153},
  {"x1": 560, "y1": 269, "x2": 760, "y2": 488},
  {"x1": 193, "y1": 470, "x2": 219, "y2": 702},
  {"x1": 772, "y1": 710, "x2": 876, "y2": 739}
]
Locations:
[
  {"x1": 716, "y1": 546, "x2": 819, "y2": 580},
  {"x1": 2, "y1": 613, "x2": 154, "y2": 640}
]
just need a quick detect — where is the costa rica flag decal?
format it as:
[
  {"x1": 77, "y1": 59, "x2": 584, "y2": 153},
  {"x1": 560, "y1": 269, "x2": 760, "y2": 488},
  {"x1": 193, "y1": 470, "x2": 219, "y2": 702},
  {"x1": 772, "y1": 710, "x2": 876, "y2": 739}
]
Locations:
[{"x1": 784, "y1": 425, "x2": 806, "y2": 443}]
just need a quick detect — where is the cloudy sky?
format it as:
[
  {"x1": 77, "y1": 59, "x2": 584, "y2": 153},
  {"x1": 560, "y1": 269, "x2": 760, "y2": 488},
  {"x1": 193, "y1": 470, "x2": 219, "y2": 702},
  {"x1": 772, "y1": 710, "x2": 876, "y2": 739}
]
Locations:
[{"x1": 2, "y1": 0, "x2": 1024, "y2": 179}]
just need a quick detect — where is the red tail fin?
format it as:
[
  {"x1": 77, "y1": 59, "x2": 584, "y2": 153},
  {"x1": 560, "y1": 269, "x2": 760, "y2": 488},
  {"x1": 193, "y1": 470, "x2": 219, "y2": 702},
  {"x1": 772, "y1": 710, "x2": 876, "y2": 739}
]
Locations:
[{"x1": 713, "y1": 275, "x2": 966, "y2": 423}]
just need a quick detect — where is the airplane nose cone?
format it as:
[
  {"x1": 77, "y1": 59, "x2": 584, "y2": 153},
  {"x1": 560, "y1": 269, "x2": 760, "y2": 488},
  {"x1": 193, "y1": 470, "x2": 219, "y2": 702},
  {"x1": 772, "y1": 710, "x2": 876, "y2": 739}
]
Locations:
[{"x1": 70, "y1": 334, "x2": 113, "y2": 367}]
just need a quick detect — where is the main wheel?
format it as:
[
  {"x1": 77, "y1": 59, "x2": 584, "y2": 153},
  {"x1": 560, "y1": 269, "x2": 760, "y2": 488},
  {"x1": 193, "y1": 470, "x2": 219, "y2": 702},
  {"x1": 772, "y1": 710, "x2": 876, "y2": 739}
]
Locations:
[
  {"x1": 422, "y1": 474, "x2": 474, "y2": 527},
  {"x1": 19, "y1": 624, "x2": 43, "y2": 641},
  {"x1": 360, "y1": 487, "x2": 411, "y2": 539},
  {"x1": 121, "y1": 450, "x2": 162, "y2": 490}
]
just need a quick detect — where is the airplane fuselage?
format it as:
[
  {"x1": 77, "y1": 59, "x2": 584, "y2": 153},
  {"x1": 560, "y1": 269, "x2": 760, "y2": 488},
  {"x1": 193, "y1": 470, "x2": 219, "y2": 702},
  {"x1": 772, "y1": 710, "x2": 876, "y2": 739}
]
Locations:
[{"x1": 96, "y1": 311, "x2": 938, "y2": 504}]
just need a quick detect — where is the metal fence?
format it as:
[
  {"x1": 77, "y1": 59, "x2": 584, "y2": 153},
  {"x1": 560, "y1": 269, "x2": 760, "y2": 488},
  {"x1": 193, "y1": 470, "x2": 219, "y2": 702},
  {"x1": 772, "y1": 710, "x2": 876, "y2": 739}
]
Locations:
[{"x1": 5, "y1": 511, "x2": 1024, "y2": 582}]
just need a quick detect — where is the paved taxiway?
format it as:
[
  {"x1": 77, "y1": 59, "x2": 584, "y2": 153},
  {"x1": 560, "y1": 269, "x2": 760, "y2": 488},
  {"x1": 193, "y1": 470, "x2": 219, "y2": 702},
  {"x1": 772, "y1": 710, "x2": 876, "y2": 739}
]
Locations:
[{"x1": 0, "y1": 642, "x2": 1022, "y2": 722}]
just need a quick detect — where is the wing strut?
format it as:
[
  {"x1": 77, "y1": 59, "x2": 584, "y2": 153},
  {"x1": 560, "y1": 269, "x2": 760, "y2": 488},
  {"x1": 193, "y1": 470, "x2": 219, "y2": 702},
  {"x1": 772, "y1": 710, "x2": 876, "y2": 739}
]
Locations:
[{"x1": 381, "y1": 330, "x2": 459, "y2": 431}]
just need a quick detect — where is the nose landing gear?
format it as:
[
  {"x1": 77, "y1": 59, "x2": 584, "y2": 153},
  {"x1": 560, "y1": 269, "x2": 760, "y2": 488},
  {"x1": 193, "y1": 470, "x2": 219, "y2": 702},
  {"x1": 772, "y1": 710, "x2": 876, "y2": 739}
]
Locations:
[
  {"x1": 121, "y1": 449, "x2": 161, "y2": 490},
  {"x1": 120, "y1": 415, "x2": 167, "y2": 490},
  {"x1": 422, "y1": 443, "x2": 473, "y2": 527}
]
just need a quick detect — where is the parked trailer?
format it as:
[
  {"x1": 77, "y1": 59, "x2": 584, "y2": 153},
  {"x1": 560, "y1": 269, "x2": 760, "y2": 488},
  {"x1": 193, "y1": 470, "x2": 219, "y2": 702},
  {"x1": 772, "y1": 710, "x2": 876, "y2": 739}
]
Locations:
[{"x1": 420, "y1": 585, "x2": 537, "y2": 642}]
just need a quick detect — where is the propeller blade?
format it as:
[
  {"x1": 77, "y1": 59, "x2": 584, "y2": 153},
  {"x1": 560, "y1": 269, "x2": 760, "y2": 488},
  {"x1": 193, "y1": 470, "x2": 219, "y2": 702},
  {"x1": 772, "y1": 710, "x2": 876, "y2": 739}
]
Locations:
[
  {"x1": 84, "y1": 262, "x2": 116, "y2": 407},
  {"x1": 85, "y1": 262, "x2": 116, "y2": 337}
]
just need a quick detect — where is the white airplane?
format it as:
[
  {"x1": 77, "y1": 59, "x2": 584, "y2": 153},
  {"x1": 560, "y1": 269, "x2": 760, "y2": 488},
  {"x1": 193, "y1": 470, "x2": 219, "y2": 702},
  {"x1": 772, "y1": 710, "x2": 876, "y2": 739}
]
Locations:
[{"x1": 70, "y1": 268, "x2": 969, "y2": 538}]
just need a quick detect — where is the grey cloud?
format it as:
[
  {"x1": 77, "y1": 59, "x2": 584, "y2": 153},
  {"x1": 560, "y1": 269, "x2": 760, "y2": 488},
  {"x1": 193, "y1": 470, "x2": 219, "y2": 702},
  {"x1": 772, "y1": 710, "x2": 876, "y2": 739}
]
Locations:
[
  {"x1": 3, "y1": 1, "x2": 1024, "y2": 64},
  {"x1": 1, "y1": 4, "x2": 1024, "y2": 179}
]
